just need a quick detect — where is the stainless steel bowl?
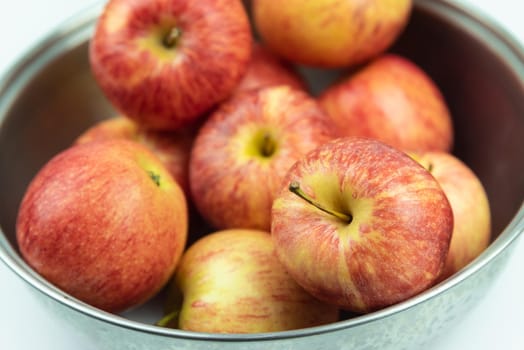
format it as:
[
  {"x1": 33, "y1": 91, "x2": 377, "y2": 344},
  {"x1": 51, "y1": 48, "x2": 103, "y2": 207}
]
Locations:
[{"x1": 1, "y1": 1, "x2": 523, "y2": 349}]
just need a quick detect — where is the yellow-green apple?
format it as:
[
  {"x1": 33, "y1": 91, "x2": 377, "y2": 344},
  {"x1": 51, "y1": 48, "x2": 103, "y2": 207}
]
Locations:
[
  {"x1": 318, "y1": 54, "x2": 454, "y2": 152},
  {"x1": 157, "y1": 229, "x2": 339, "y2": 333},
  {"x1": 271, "y1": 137, "x2": 453, "y2": 313},
  {"x1": 16, "y1": 140, "x2": 188, "y2": 313},
  {"x1": 89, "y1": 0, "x2": 252, "y2": 130},
  {"x1": 75, "y1": 116, "x2": 194, "y2": 196},
  {"x1": 232, "y1": 43, "x2": 307, "y2": 94},
  {"x1": 252, "y1": 0, "x2": 412, "y2": 68},
  {"x1": 189, "y1": 85, "x2": 335, "y2": 231},
  {"x1": 411, "y1": 151, "x2": 491, "y2": 281}
]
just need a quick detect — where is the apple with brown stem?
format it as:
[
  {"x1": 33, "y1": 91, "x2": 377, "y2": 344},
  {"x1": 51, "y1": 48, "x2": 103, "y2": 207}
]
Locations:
[
  {"x1": 271, "y1": 137, "x2": 453, "y2": 313},
  {"x1": 189, "y1": 84, "x2": 335, "y2": 231},
  {"x1": 90, "y1": 0, "x2": 252, "y2": 130}
]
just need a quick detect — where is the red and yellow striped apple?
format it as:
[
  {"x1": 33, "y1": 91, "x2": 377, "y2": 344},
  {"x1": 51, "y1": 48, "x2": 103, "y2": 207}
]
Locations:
[
  {"x1": 189, "y1": 85, "x2": 335, "y2": 230},
  {"x1": 271, "y1": 137, "x2": 453, "y2": 313},
  {"x1": 412, "y1": 151, "x2": 491, "y2": 281},
  {"x1": 16, "y1": 140, "x2": 188, "y2": 313},
  {"x1": 318, "y1": 54, "x2": 453, "y2": 152},
  {"x1": 158, "y1": 229, "x2": 339, "y2": 333},
  {"x1": 90, "y1": 0, "x2": 252, "y2": 130},
  {"x1": 252, "y1": 0, "x2": 412, "y2": 68}
]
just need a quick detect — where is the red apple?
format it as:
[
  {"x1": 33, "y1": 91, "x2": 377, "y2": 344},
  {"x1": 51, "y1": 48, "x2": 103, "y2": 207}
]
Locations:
[
  {"x1": 16, "y1": 140, "x2": 188, "y2": 313},
  {"x1": 411, "y1": 151, "x2": 491, "y2": 281},
  {"x1": 75, "y1": 116, "x2": 194, "y2": 196},
  {"x1": 232, "y1": 43, "x2": 307, "y2": 94},
  {"x1": 318, "y1": 54, "x2": 453, "y2": 152},
  {"x1": 157, "y1": 229, "x2": 339, "y2": 333},
  {"x1": 89, "y1": 0, "x2": 252, "y2": 130},
  {"x1": 252, "y1": 0, "x2": 412, "y2": 68},
  {"x1": 189, "y1": 85, "x2": 335, "y2": 230},
  {"x1": 271, "y1": 137, "x2": 453, "y2": 313}
]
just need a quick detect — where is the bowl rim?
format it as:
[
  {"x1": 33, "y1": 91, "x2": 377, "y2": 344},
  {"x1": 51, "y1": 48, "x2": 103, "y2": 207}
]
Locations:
[{"x1": 1, "y1": 0, "x2": 523, "y2": 342}]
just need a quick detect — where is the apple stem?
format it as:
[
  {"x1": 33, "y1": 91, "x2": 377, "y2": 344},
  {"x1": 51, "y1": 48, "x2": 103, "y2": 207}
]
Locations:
[
  {"x1": 155, "y1": 310, "x2": 179, "y2": 328},
  {"x1": 289, "y1": 181, "x2": 352, "y2": 223},
  {"x1": 261, "y1": 132, "x2": 276, "y2": 157},
  {"x1": 147, "y1": 170, "x2": 161, "y2": 187},
  {"x1": 163, "y1": 27, "x2": 182, "y2": 48}
]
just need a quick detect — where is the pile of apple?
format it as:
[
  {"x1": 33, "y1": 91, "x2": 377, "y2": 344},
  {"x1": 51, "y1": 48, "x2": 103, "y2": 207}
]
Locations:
[{"x1": 15, "y1": 0, "x2": 492, "y2": 334}]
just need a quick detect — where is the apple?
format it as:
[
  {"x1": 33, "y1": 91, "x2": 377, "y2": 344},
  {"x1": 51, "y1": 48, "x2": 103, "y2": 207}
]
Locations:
[
  {"x1": 75, "y1": 115, "x2": 194, "y2": 196},
  {"x1": 411, "y1": 151, "x2": 491, "y2": 281},
  {"x1": 232, "y1": 43, "x2": 307, "y2": 95},
  {"x1": 271, "y1": 137, "x2": 453, "y2": 313},
  {"x1": 252, "y1": 0, "x2": 412, "y2": 68},
  {"x1": 16, "y1": 140, "x2": 188, "y2": 313},
  {"x1": 157, "y1": 229, "x2": 339, "y2": 333},
  {"x1": 89, "y1": 0, "x2": 252, "y2": 130},
  {"x1": 318, "y1": 54, "x2": 454, "y2": 152},
  {"x1": 189, "y1": 84, "x2": 335, "y2": 231}
]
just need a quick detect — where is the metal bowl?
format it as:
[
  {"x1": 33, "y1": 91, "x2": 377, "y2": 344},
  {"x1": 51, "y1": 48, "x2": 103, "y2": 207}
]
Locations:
[{"x1": 1, "y1": 1, "x2": 523, "y2": 349}]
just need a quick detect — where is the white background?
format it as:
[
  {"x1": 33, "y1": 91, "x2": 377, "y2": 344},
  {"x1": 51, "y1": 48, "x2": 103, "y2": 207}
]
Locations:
[{"x1": 0, "y1": 0, "x2": 523, "y2": 349}]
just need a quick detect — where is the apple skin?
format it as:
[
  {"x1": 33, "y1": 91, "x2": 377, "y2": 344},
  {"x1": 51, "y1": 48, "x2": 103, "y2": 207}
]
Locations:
[
  {"x1": 232, "y1": 43, "x2": 307, "y2": 95},
  {"x1": 189, "y1": 85, "x2": 335, "y2": 231},
  {"x1": 318, "y1": 54, "x2": 453, "y2": 152},
  {"x1": 16, "y1": 140, "x2": 188, "y2": 313},
  {"x1": 252, "y1": 0, "x2": 412, "y2": 68},
  {"x1": 89, "y1": 0, "x2": 252, "y2": 130},
  {"x1": 271, "y1": 137, "x2": 453, "y2": 313},
  {"x1": 412, "y1": 151, "x2": 491, "y2": 281},
  {"x1": 164, "y1": 229, "x2": 339, "y2": 333},
  {"x1": 75, "y1": 116, "x2": 194, "y2": 196}
]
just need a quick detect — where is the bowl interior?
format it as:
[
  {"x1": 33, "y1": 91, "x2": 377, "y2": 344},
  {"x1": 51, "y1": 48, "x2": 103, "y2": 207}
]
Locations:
[{"x1": 0, "y1": 0, "x2": 523, "y2": 329}]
